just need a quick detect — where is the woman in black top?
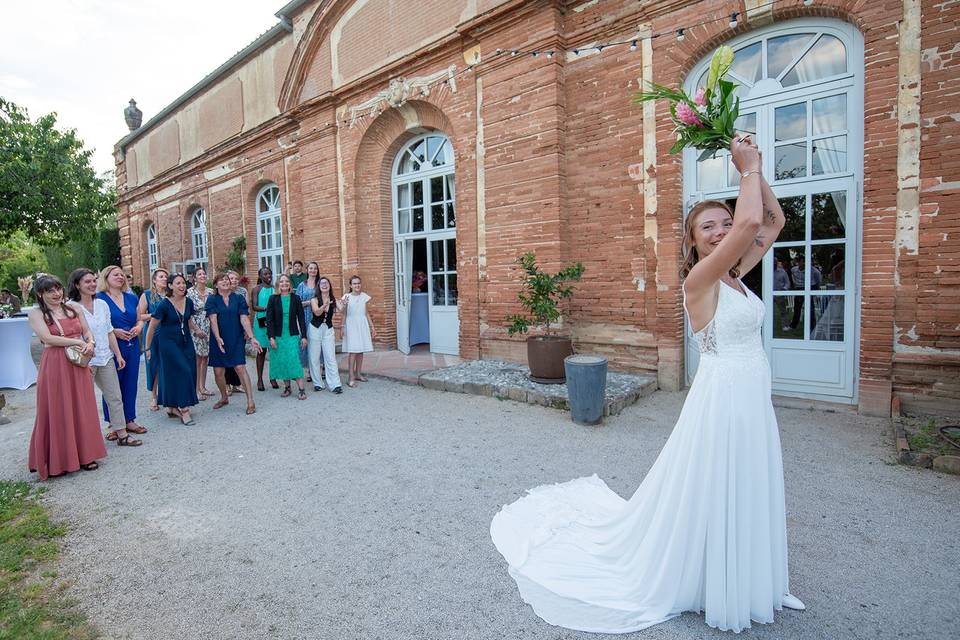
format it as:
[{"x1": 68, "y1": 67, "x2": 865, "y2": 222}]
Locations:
[{"x1": 307, "y1": 276, "x2": 344, "y2": 393}]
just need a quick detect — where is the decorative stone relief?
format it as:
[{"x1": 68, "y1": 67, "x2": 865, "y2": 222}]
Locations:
[{"x1": 346, "y1": 65, "x2": 457, "y2": 127}]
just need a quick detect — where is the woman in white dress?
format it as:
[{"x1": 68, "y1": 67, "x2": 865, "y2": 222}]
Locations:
[
  {"x1": 341, "y1": 275, "x2": 376, "y2": 388},
  {"x1": 490, "y1": 136, "x2": 805, "y2": 634}
]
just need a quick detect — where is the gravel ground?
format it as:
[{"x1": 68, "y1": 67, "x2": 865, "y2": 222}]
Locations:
[{"x1": 1, "y1": 364, "x2": 958, "y2": 640}]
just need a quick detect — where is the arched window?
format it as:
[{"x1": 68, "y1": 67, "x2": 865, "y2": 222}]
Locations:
[
  {"x1": 190, "y1": 208, "x2": 208, "y2": 267},
  {"x1": 683, "y1": 18, "x2": 863, "y2": 402},
  {"x1": 146, "y1": 224, "x2": 159, "y2": 273},
  {"x1": 256, "y1": 185, "x2": 284, "y2": 277}
]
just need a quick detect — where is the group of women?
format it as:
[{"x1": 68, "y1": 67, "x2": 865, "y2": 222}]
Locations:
[{"x1": 27, "y1": 263, "x2": 377, "y2": 479}]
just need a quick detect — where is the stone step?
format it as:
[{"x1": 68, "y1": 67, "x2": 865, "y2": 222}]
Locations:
[{"x1": 418, "y1": 359, "x2": 657, "y2": 417}]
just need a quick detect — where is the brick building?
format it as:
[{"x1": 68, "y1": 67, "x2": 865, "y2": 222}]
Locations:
[{"x1": 114, "y1": 0, "x2": 959, "y2": 416}]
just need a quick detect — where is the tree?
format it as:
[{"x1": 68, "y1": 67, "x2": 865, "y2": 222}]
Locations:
[
  {"x1": 0, "y1": 231, "x2": 48, "y2": 297},
  {"x1": 0, "y1": 98, "x2": 116, "y2": 246}
]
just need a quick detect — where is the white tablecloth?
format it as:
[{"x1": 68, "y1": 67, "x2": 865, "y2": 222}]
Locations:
[
  {"x1": 0, "y1": 316, "x2": 38, "y2": 389},
  {"x1": 410, "y1": 293, "x2": 430, "y2": 346}
]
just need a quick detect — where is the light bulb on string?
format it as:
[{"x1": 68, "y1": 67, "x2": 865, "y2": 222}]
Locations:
[
  {"x1": 495, "y1": 48, "x2": 503, "y2": 55},
  {"x1": 676, "y1": 28, "x2": 685, "y2": 42},
  {"x1": 596, "y1": 45, "x2": 604, "y2": 53},
  {"x1": 546, "y1": 51, "x2": 553, "y2": 58},
  {"x1": 630, "y1": 40, "x2": 638, "y2": 51},
  {"x1": 531, "y1": 51, "x2": 538, "y2": 57},
  {"x1": 573, "y1": 48, "x2": 580, "y2": 55},
  {"x1": 510, "y1": 50, "x2": 518, "y2": 56},
  {"x1": 729, "y1": 12, "x2": 738, "y2": 28},
  {"x1": 803, "y1": 0, "x2": 813, "y2": 5}
]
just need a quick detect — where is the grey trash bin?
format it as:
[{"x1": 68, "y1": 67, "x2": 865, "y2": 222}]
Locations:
[{"x1": 564, "y1": 355, "x2": 608, "y2": 425}]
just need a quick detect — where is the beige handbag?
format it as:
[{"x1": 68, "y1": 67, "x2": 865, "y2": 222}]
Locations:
[{"x1": 52, "y1": 314, "x2": 92, "y2": 368}]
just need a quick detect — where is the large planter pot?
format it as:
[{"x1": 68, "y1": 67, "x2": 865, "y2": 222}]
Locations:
[
  {"x1": 564, "y1": 355, "x2": 608, "y2": 425},
  {"x1": 527, "y1": 336, "x2": 573, "y2": 384}
]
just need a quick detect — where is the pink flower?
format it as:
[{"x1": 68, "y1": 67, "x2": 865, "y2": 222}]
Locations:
[
  {"x1": 676, "y1": 101, "x2": 703, "y2": 127},
  {"x1": 694, "y1": 88, "x2": 707, "y2": 106}
]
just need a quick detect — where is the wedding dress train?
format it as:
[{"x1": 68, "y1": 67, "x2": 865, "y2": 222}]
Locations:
[{"x1": 491, "y1": 281, "x2": 793, "y2": 634}]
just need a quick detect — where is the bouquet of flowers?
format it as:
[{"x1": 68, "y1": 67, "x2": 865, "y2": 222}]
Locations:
[
  {"x1": 634, "y1": 45, "x2": 740, "y2": 160},
  {"x1": 0, "y1": 303, "x2": 13, "y2": 319}
]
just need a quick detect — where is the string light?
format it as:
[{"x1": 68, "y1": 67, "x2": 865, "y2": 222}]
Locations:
[
  {"x1": 676, "y1": 28, "x2": 685, "y2": 42},
  {"x1": 803, "y1": 0, "x2": 813, "y2": 4},
  {"x1": 729, "y1": 12, "x2": 739, "y2": 28},
  {"x1": 630, "y1": 40, "x2": 638, "y2": 51}
]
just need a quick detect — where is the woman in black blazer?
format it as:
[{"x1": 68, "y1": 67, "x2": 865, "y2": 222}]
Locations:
[{"x1": 264, "y1": 274, "x2": 309, "y2": 398}]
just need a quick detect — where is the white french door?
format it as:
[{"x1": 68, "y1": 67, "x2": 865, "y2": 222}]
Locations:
[
  {"x1": 391, "y1": 134, "x2": 459, "y2": 355},
  {"x1": 683, "y1": 19, "x2": 863, "y2": 402}
]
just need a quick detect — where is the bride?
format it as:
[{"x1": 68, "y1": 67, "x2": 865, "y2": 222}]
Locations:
[{"x1": 491, "y1": 136, "x2": 804, "y2": 634}]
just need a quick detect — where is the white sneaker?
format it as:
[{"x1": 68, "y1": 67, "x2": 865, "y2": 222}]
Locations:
[{"x1": 782, "y1": 594, "x2": 806, "y2": 611}]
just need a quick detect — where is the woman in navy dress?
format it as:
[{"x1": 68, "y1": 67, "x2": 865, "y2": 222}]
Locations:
[
  {"x1": 144, "y1": 273, "x2": 201, "y2": 425},
  {"x1": 96, "y1": 265, "x2": 148, "y2": 435},
  {"x1": 206, "y1": 272, "x2": 262, "y2": 414},
  {"x1": 137, "y1": 268, "x2": 168, "y2": 412}
]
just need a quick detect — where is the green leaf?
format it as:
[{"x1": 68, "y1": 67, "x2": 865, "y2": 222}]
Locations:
[{"x1": 706, "y1": 45, "x2": 735, "y2": 93}]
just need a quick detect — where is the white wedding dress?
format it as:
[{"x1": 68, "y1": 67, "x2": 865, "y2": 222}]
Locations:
[{"x1": 491, "y1": 280, "x2": 791, "y2": 634}]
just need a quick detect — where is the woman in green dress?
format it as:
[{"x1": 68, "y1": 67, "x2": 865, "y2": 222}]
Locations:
[
  {"x1": 249, "y1": 267, "x2": 275, "y2": 391},
  {"x1": 265, "y1": 274, "x2": 308, "y2": 399}
]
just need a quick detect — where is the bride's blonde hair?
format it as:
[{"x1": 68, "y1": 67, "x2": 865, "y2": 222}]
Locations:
[{"x1": 679, "y1": 200, "x2": 741, "y2": 281}]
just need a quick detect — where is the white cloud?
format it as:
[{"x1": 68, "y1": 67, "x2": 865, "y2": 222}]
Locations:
[{"x1": 1, "y1": 0, "x2": 281, "y2": 174}]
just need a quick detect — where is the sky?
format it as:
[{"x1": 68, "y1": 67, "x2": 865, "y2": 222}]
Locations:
[{"x1": 1, "y1": 1, "x2": 286, "y2": 175}]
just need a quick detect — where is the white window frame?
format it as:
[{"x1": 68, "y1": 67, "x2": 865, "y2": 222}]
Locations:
[
  {"x1": 255, "y1": 184, "x2": 284, "y2": 277},
  {"x1": 682, "y1": 17, "x2": 864, "y2": 403},
  {"x1": 146, "y1": 223, "x2": 159, "y2": 273},
  {"x1": 190, "y1": 207, "x2": 208, "y2": 268}
]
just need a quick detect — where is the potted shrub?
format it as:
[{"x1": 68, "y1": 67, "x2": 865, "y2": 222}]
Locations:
[{"x1": 506, "y1": 253, "x2": 584, "y2": 383}]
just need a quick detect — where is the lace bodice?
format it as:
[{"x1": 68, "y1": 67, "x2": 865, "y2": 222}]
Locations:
[{"x1": 686, "y1": 280, "x2": 766, "y2": 360}]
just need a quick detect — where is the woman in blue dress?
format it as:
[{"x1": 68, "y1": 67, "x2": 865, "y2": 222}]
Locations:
[
  {"x1": 137, "y1": 268, "x2": 168, "y2": 412},
  {"x1": 144, "y1": 273, "x2": 201, "y2": 425},
  {"x1": 206, "y1": 272, "x2": 262, "y2": 414},
  {"x1": 96, "y1": 265, "x2": 148, "y2": 435}
]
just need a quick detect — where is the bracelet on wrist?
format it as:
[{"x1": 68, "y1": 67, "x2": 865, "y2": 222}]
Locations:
[{"x1": 741, "y1": 170, "x2": 761, "y2": 180}]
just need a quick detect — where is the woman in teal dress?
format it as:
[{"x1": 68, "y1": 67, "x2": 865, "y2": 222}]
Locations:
[
  {"x1": 249, "y1": 267, "x2": 275, "y2": 391},
  {"x1": 137, "y1": 268, "x2": 168, "y2": 411},
  {"x1": 265, "y1": 274, "x2": 308, "y2": 399}
]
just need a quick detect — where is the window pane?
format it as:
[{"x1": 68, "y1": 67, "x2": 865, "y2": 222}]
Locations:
[
  {"x1": 810, "y1": 295, "x2": 844, "y2": 341},
  {"x1": 811, "y1": 244, "x2": 845, "y2": 290},
  {"x1": 812, "y1": 135, "x2": 847, "y2": 175},
  {"x1": 447, "y1": 202, "x2": 456, "y2": 228},
  {"x1": 412, "y1": 181, "x2": 423, "y2": 206},
  {"x1": 431, "y1": 176, "x2": 444, "y2": 202},
  {"x1": 426, "y1": 137, "x2": 441, "y2": 164},
  {"x1": 774, "y1": 143, "x2": 807, "y2": 180},
  {"x1": 779, "y1": 195, "x2": 805, "y2": 242},
  {"x1": 782, "y1": 35, "x2": 846, "y2": 87},
  {"x1": 775, "y1": 102, "x2": 806, "y2": 141},
  {"x1": 399, "y1": 152, "x2": 417, "y2": 174},
  {"x1": 431, "y1": 204, "x2": 444, "y2": 231},
  {"x1": 813, "y1": 95, "x2": 846, "y2": 135},
  {"x1": 735, "y1": 113, "x2": 757, "y2": 139},
  {"x1": 775, "y1": 246, "x2": 805, "y2": 289},
  {"x1": 431, "y1": 240, "x2": 444, "y2": 272},
  {"x1": 446, "y1": 239, "x2": 456, "y2": 271},
  {"x1": 768, "y1": 33, "x2": 815, "y2": 78},
  {"x1": 698, "y1": 155, "x2": 724, "y2": 191},
  {"x1": 445, "y1": 174, "x2": 455, "y2": 198},
  {"x1": 431, "y1": 274, "x2": 445, "y2": 306},
  {"x1": 774, "y1": 294, "x2": 805, "y2": 340},
  {"x1": 812, "y1": 191, "x2": 846, "y2": 240},
  {"x1": 447, "y1": 274, "x2": 458, "y2": 305},
  {"x1": 397, "y1": 183, "x2": 410, "y2": 208},
  {"x1": 398, "y1": 208, "x2": 410, "y2": 235},
  {"x1": 411, "y1": 139, "x2": 426, "y2": 162},
  {"x1": 731, "y1": 42, "x2": 762, "y2": 83},
  {"x1": 412, "y1": 207, "x2": 424, "y2": 232}
]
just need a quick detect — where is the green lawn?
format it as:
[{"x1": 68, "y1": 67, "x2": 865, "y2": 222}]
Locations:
[{"x1": 0, "y1": 481, "x2": 97, "y2": 640}]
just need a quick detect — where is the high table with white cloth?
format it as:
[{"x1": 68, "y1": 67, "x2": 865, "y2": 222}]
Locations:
[
  {"x1": 0, "y1": 316, "x2": 38, "y2": 389},
  {"x1": 409, "y1": 292, "x2": 430, "y2": 346}
]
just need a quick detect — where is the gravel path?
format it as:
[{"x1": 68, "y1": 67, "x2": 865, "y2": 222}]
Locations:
[{"x1": 1, "y1": 366, "x2": 958, "y2": 640}]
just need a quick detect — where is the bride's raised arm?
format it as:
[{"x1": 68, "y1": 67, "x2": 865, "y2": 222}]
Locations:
[
  {"x1": 737, "y1": 172, "x2": 785, "y2": 275},
  {"x1": 684, "y1": 136, "x2": 764, "y2": 301}
]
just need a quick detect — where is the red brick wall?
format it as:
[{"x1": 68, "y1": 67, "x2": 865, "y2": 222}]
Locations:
[{"x1": 113, "y1": 0, "x2": 960, "y2": 415}]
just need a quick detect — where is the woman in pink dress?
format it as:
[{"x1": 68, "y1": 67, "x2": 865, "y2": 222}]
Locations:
[{"x1": 27, "y1": 274, "x2": 107, "y2": 479}]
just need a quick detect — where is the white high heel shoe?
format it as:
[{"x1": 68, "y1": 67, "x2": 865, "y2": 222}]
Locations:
[{"x1": 782, "y1": 594, "x2": 806, "y2": 610}]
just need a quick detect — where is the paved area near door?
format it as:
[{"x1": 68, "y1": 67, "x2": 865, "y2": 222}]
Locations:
[{"x1": 0, "y1": 369, "x2": 957, "y2": 640}]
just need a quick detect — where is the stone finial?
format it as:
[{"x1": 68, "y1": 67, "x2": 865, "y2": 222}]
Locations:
[{"x1": 124, "y1": 99, "x2": 143, "y2": 131}]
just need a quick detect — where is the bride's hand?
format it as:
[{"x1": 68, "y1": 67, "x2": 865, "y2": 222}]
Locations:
[{"x1": 730, "y1": 136, "x2": 761, "y2": 174}]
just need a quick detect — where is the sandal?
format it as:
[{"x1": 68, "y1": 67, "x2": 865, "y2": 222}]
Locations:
[
  {"x1": 80, "y1": 462, "x2": 99, "y2": 471},
  {"x1": 105, "y1": 431, "x2": 118, "y2": 441},
  {"x1": 347, "y1": 380, "x2": 358, "y2": 388},
  {"x1": 298, "y1": 389, "x2": 307, "y2": 401},
  {"x1": 117, "y1": 435, "x2": 143, "y2": 447},
  {"x1": 167, "y1": 410, "x2": 180, "y2": 419},
  {"x1": 270, "y1": 380, "x2": 279, "y2": 389},
  {"x1": 245, "y1": 404, "x2": 256, "y2": 415},
  {"x1": 126, "y1": 424, "x2": 148, "y2": 434},
  {"x1": 179, "y1": 411, "x2": 195, "y2": 426},
  {"x1": 281, "y1": 386, "x2": 292, "y2": 398},
  {"x1": 213, "y1": 399, "x2": 229, "y2": 409},
  {"x1": 149, "y1": 401, "x2": 160, "y2": 412},
  {"x1": 357, "y1": 375, "x2": 368, "y2": 382},
  {"x1": 257, "y1": 381, "x2": 265, "y2": 392}
]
